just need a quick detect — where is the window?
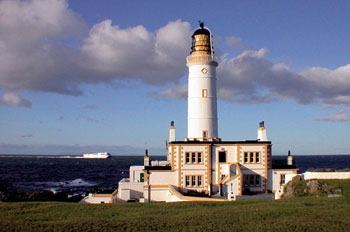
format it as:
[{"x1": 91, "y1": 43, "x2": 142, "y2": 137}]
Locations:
[
  {"x1": 249, "y1": 175, "x2": 255, "y2": 186},
  {"x1": 202, "y1": 89, "x2": 207, "y2": 97},
  {"x1": 203, "y1": 131, "x2": 208, "y2": 139},
  {"x1": 243, "y1": 175, "x2": 249, "y2": 187},
  {"x1": 192, "y1": 176, "x2": 196, "y2": 186},
  {"x1": 185, "y1": 175, "x2": 203, "y2": 188},
  {"x1": 244, "y1": 152, "x2": 249, "y2": 163},
  {"x1": 243, "y1": 175, "x2": 261, "y2": 187},
  {"x1": 250, "y1": 153, "x2": 254, "y2": 163},
  {"x1": 186, "y1": 176, "x2": 190, "y2": 186},
  {"x1": 198, "y1": 176, "x2": 202, "y2": 186},
  {"x1": 256, "y1": 175, "x2": 260, "y2": 186},
  {"x1": 197, "y1": 152, "x2": 202, "y2": 163},
  {"x1": 256, "y1": 152, "x2": 260, "y2": 163},
  {"x1": 280, "y1": 174, "x2": 285, "y2": 185},
  {"x1": 186, "y1": 153, "x2": 190, "y2": 163},
  {"x1": 219, "y1": 151, "x2": 226, "y2": 163},
  {"x1": 185, "y1": 152, "x2": 203, "y2": 164},
  {"x1": 191, "y1": 152, "x2": 196, "y2": 163},
  {"x1": 244, "y1": 152, "x2": 260, "y2": 164}
]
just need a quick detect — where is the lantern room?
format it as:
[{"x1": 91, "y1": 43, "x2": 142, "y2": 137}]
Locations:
[{"x1": 190, "y1": 22, "x2": 213, "y2": 56}]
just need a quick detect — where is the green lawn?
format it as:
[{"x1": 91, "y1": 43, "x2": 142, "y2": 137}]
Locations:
[{"x1": 1, "y1": 180, "x2": 350, "y2": 232}]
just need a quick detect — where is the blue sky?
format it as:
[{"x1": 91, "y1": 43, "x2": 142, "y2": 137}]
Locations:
[{"x1": 0, "y1": 0, "x2": 350, "y2": 155}]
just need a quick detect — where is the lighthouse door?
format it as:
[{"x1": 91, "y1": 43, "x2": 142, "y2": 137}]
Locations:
[{"x1": 140, "y1": 173, "x2": 144, "y2": 182}]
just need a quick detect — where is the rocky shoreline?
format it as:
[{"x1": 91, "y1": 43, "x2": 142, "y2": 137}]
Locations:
[{"x1": 0, "y1": 183, "x2": 84, "y2": 202}]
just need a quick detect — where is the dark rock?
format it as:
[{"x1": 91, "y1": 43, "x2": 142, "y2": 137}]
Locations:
[
  {"x1": 0, "y1": 183, "x2": 9, "y2": 202},
  {"x1": 53, "y1": 192, "x2": 68, "y2": 201},
  {"x1": 67, "y1": 194, "x2": 84, "y2": 202},
  {"x1": 28, "y1": 190, "x2": 55, "y2": 201}
]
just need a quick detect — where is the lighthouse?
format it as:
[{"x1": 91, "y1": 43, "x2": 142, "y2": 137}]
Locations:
[
  {"x1": 117, "y1": 22, "x2": 298, "y2": 203},
  {"x1": 187, "y1": 22, "x2": 219, "y2": 141}
]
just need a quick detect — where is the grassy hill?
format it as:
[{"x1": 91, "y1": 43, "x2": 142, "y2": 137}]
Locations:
[{"x1": 0, "y1": 180, "x2": 350, "y2": 232}]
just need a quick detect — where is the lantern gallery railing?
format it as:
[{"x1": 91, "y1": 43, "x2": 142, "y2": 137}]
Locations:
[{"x1": 186, "y1": 54, "x2": 218, "y2": 63}]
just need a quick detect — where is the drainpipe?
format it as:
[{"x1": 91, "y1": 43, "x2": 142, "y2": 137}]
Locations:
[
  {"x1": 209, "y1": 143, "x2": 213, "y2": 197},
  {"x1": 147, "y1": 170, "x2": 150, "y2": 203}
]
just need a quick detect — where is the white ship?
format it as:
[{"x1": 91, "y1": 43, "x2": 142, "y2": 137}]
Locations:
[{"x1": 82, "y1": 152, "x2": 111, "y2": 159}]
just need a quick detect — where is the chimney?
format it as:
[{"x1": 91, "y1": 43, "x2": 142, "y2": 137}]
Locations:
[
  {"x1": 169, "y1": 121, "x2": 176, "y2": 142},
  {"x1": 144, "y1": 149, "x2": 149, "y2": 167},
  {"x1": 287, "y1": 150, "x2": 294, "y2": 165},
  {"x1": 257, "y1": 121, "x2": 267, "y2": 141}
]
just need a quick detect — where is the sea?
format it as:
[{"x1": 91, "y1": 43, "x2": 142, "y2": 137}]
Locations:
[{"x1": 1, "y1": 155, "x2": 350, "y2": 196}]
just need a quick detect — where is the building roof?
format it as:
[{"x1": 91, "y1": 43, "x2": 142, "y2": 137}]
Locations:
[
  {"x1": 169, "y1": 140, "x2": 271, "y2": 145},
  {"x1": 144, "y1": 166, "x2": 172, "y2": 171},
  {"x1": 272, "y1": 164, "x2": 298, "y2": 170}
]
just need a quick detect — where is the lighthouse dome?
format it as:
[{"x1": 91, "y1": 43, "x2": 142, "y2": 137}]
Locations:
[{"x1": 192, "y1": 27, "x2": 210, "y2": 37}]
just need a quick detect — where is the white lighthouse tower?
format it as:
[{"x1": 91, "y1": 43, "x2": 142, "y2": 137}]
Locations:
[{"x1": 187, "y1": 22, "x2": 219, "y2": 141}]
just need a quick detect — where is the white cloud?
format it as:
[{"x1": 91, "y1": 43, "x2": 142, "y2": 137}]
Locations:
[
  {"x1": 0, "y1": 0, "x2": 86, "y2": 95},
  {"x1": 157, "y1": 48, "x2": 350, "y2": 106},
  {"x1": 225, "y1": 36, "x2": 251, "y2": 50},
  {"x1": 0, "y1": 93, "x2": 32, "y2": 108},
  {"x1": 0, "y1": 0, "x2": 191, "y2": 95},
  {"x1": 1, "y1": 0, "x2": 350, "y2": 112},
  {"x1": 151, "y1": 84, "x2": 188, "y2": 99},
  {"x1": 313, "y1": 109, "x2": 350, "y2": 122},
  {"x1": 81, "y1": 19, "x2": 191, "y2": 85}
]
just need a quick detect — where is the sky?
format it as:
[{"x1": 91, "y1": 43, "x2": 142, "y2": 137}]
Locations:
[{"x1": 0, "y1": 0, "x2": 350, "y2": 156}]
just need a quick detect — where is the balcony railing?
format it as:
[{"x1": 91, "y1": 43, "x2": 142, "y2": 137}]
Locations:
[{"x1": 186, "y1": 54, "x2": 218, "y2": 63}]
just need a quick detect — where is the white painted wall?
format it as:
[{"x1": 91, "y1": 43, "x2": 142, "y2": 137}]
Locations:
[
  {"x1": 225, "y1": 176, "x2": 241, "y2": 198},
  {"x1": 268, "y1": 170, "x2": 297, "y2": 192},
  {"x1": 129, "y1": 166, "x2": 144, "y2": 183},
  {"x1": 148, "y1": 171, "x2": 177, "y2": 186},
  {"x1": 143, "y1": 188, "x2": 170, "y2": 202},
  {"x1": 304, "y1": 172, "x2": 350, "y2": 180},
  {"x1": 117, "y1": 182, "x2": 144, "y2": 202},
  {"x1": 257, "y1": 128, "x2": 267, "y2": 141},
  {"x1": 169, "y1": 127, "x2": 175, "y2": 142},
  {"x1": 187, "y1": 61, "x2": 218, "y2": 139},
  {"x1": 80, "y1": 194, "x2": 113, "y2": 204}
]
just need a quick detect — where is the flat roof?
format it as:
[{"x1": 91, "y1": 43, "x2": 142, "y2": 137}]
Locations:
[
  {"x1": 169, "y1": 140, "x2": 271, "y2": 145},
  {"x1": 272, "y1": 164, "x2": 298, "y2": 170},
  {"x1": 144, "y1": 166, "x2": 172, "y2": 171}
]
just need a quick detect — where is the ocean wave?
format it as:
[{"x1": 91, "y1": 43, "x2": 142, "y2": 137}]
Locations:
[{"x1": 35, "y1": 178, "x2": 97, "y2": 188}]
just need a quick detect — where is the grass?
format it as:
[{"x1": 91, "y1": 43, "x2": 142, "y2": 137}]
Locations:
[{"x1": 1, "y1": 180, "x2": 350, "y2": 232}]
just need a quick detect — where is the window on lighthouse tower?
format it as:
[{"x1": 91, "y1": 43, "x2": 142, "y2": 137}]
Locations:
[
  {"x1": 202, "y1": 130, "x2": 208, "y2": 140},
  {"x1": 202, "y1": 89, "x2": 207, "y2": 98}
]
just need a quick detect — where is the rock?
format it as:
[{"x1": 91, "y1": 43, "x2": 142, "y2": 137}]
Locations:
[
  {"x1": 0, "y1": 183, "x2": 9, "y2": 202},
  {"x1": 67, "y1": 194, "x2": 84, "y2": 202},
  {"x1": 53, "y1": 192, "x2": 68, "y2": 201},
  {"x1": 306, "y1": 180, "x2": 328, "y2": 195},
  {"x1": 28, "y1": 190, "x2": 55, "y2": 201},
  {"x1": 328, "y1": 194, "x2": 342, "y2": 198},
  {"x1": 282, "y1": 176, "x2": 328, "y2": 198},
  {"x1": 330, "y1": 187, "x2": 343, "y2": 194},
  {"x1": 283, "y1": 175, "x2": 307, "y2": 197}
]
